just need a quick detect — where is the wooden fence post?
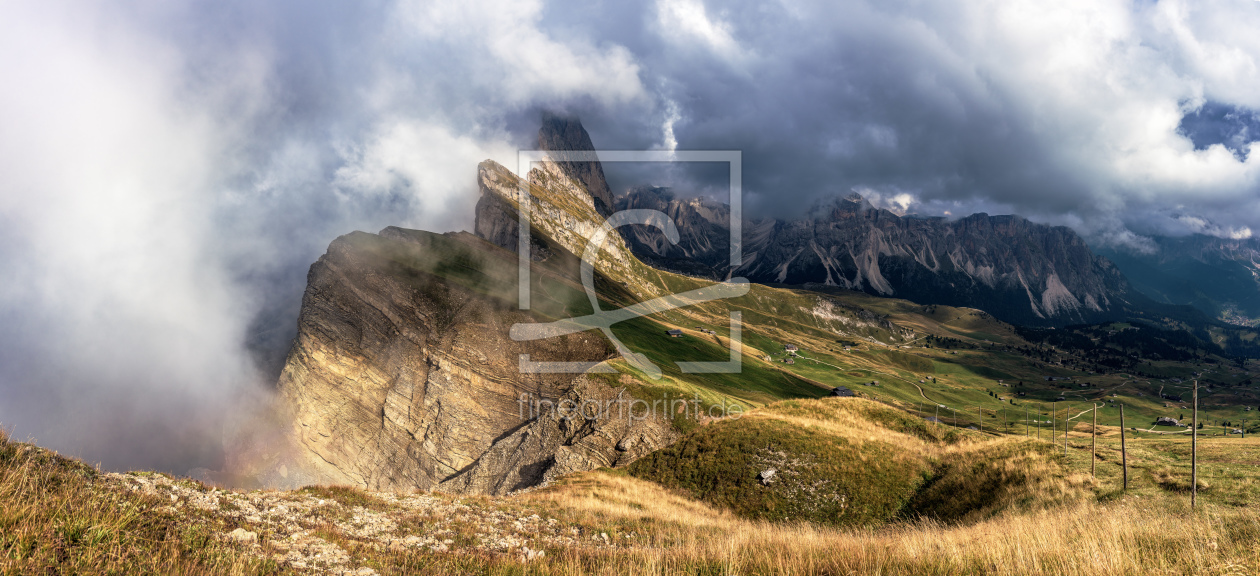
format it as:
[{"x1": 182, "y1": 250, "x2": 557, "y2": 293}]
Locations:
[
  {"x1": 1120, "y1": 404, "x2": 1128, "y2": 491},
  {"x1": 1193, "y1": 380, "x2": 1198, "y2": 509},
  {"x1": 1065, "y1": 404, "x2": 1070, "y2": 455},
  {"x1": 1092, "y1": 403, "x2": 1097, "y2": 478}
]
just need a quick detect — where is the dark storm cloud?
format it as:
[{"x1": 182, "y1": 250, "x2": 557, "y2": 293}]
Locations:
[
  {"x1": 4, "y1": 0, "x2": 1260, "y2": 471},
  {"x1": 617, "y1": 0, "x2": 1260, "y2": 242}
]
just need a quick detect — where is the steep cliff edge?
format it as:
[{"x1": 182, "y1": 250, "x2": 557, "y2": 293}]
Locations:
[{"x1": 276, "y1": 228, "x2": 676, "y2": 494}]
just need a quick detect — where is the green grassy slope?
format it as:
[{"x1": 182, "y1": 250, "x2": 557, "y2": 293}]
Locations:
[
  {"x1": 356, "y1": 226, "x2": 1260, "y2": 441},
  {"x1": 628, "y1": 397, "x2": 1090, "y2": 527}
]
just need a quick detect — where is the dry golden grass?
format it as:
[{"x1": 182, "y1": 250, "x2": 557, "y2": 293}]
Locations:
[
  {"x1": 518, "y1": 471, "x2": 1260, "y2": 576},
  {"x1": 500, "y1": 399, "x2": 1259, "y2": 575},
  {"x1": 6, "y1": 399, "x2": 1260, "y2": 575},
  {"x1": 0, "y1": 428, "x2": 283, "y2": 575}
]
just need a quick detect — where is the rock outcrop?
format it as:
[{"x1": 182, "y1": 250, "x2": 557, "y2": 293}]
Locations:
[
  {"x1": 277, "y1": 114, "x2": 691, "y2": 495},
  {"x1": 472, "y1": 120, "x2": 667, "y2": 306},
  {"x1": 275, "y1": 228, "x2": 675, "y2": 494}
]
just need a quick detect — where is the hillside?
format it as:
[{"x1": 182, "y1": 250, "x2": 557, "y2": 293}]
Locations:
[
  {"x1": 7, "y1": 409, "x2": 1260, "y2": 575},
  {"x1": 628, "y1": 397, "x2": 1088, "y2": 526}
]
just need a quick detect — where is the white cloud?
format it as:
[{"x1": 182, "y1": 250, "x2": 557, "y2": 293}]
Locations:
[
  {"x1": 1173, "y1": 214, "x2": 1254, "y2": 239},
  {"x1": 851, "y1": 186, "x2": 918, "y2": 216},
  {"x1": 0, "y1": 3, "x2": 260, "y2": 468},
  {"x1": 0, "y1": 0, "x2": 649, "y2": 471},
  {"x1": 332, "y1": 120, "x2": 516, "y2": 232},
  {"x1": 397, "y1": 0, "x2": 646, "y2": 108},
  {"x1": 658, "y1": 98, "x2": 682, "y2": 153},
  {"x1": 655, "y1": 0, "x2": 749, "y2": 68}
]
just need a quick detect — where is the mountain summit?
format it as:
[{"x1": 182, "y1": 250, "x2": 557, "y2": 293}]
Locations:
[{"x1": 538, "y1": 111, "x2": 615, "y2": 217}]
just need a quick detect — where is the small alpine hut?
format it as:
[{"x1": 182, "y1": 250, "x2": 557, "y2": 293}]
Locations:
[
  {"x1": 830, "y1": 386, "x2": 856, "y2": 397},
  {"x1": 666, "y1": 329, "x2": 683, "y2": 338}
]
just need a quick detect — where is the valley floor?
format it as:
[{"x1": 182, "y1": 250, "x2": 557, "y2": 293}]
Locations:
[{"x1": 4, "y1": 425, "x2": 1260, "y2": 576}]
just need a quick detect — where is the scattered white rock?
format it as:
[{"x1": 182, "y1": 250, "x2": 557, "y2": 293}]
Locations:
[
  {"x1": 99, "y1": 468, "x2": 615, "y2": 572},
  {"x1": 228, "y1": 528, "x2": 258, "y2": 545}
]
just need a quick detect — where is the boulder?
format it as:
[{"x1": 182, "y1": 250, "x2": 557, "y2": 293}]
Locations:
[{"x1": 228, "y1": 528, "x2": 258, "y2": 545}]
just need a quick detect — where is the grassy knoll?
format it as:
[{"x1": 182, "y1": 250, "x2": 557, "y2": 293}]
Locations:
[{"x1": 628, "y1": 398, "x2": 1091, "y2": 527}]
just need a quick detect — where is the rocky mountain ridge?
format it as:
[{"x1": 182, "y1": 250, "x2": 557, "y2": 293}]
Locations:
[{"x1": 618, "y1": 187, "x2": 1149, "y2": 327}]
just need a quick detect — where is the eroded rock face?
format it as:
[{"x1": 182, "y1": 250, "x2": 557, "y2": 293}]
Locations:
[{"x1": 275, "y1": 228, "x2": 675, "y2": 494}]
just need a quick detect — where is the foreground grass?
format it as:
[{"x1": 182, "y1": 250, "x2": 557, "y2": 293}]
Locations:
[
  {"x1": 5, "y1": 405, "x2": 1260, "y2": 575},
  {"x1": 0, "y1": 428, "x2": 283, "y2": 575},
  {"x1": 508, "y1": 471, "x2": 1260, "y2": 576}
]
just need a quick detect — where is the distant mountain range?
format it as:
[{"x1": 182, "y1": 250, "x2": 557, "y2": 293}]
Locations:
[
  {"x1": 1098, "y1": 236, "x2": 1260, "y2": 326},
  {"x1": 618, "y1": 187, "x2": 1199, "y2": 328}
]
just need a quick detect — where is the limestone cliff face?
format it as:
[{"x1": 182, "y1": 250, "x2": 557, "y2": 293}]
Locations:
[{"x1": 276, "y1": 228, "x2": 675, "y2": 494}]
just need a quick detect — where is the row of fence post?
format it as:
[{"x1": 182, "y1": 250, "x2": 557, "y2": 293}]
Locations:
[{"x1": 939, "y1": 380, "x2": 1203, "y2": 505}]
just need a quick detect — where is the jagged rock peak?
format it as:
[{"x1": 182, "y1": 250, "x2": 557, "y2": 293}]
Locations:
[
  {"x1": 538, "y1": 112, "x2": 615, "y2": 217},
  {"x1": 807, "y1": 193, "x2": 876, "y2": 219},
  {"x1": 626, "y1": 185, "x2": 676, "y2": 202}
]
